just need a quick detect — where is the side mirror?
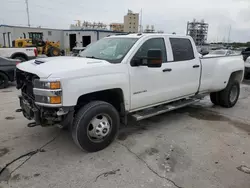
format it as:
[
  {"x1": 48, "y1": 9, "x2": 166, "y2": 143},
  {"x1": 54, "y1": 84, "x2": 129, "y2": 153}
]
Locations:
[
  {"x1": 147, "y1": 49, "x2": 162, "y2": 68},
  {"x1": 201, "y1": 51, "x2": 209, "y2": 56}
]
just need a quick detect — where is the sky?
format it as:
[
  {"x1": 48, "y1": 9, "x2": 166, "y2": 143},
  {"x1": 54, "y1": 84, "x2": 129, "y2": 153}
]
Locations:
[{"x1": 0, "y1": 0, "x2": 250, "y2": 42}]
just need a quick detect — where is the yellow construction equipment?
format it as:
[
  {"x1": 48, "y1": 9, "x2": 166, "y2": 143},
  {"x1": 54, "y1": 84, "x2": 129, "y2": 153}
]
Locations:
[{"x1": 12, "y1": 32, "x2": 61, "y2": 57}]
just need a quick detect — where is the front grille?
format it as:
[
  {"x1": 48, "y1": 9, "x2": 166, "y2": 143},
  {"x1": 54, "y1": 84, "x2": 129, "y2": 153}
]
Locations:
[{"x1": 16, "y1": 68, "x2": 39, "y2": 100}]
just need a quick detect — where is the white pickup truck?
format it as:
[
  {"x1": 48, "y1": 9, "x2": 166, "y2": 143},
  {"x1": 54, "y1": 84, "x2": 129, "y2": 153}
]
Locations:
[
  {"x1": 0, "y1": 47, "x2": 37, "y2": 62},
  {"x1": 16, "y1": 34, "x2": 244, "y2": 152}
]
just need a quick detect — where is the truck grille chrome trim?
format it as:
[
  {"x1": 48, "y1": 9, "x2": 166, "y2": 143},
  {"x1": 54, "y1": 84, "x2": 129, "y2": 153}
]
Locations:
[
  {"x1": 33, "y1": 88, "x2": 62, "y2": 96},
  {"x1": 34, "y1": 102, "x2": 62, "y2": 107}
]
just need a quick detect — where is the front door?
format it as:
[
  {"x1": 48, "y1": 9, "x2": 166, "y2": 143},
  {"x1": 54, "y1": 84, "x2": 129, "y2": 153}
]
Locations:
[
  {"x1": 69, "y1": 34, "x2": 76, "y2": 51},
  {"x1": 82, "y1": 36, "x2": 91, "y2": 47},
  {"x1": 129, "y1": 37, "x2": 168, "y2": 110}
]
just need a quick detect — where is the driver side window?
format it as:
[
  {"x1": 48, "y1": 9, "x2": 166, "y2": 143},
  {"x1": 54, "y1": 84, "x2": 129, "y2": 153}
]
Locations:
[{"x1": 133, "y1": 38, "x2": 167, "y2": 62}]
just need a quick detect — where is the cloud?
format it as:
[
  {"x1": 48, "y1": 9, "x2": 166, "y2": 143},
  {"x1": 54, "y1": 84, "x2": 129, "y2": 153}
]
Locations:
[{"x1": 0, "y1": 0, "x2": 249, "y2": 42}]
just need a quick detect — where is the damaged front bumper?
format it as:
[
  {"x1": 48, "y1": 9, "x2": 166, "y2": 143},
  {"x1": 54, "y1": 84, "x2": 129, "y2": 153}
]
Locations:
[
  {"x1": 18, "y1": 95, "x2": 74, "y2": 128},
  {"x1": 16, "y1": 69, "x2": 74, "y2": 128}
]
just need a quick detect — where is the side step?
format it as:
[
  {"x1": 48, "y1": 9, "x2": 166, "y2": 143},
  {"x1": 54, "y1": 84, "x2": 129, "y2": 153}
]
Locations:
[{"x1": 131, "y1": 98, "x2": 200, "y2": 121}]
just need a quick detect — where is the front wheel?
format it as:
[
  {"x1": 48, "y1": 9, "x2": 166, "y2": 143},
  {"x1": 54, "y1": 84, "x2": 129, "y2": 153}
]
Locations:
[
  {"x1": 48, "y1": 47, "x2": 61, "y2": 57},
  {"x1": 71, "y1": 101, "x2": 120, "y2": 152},
  {"x1": 0, "y1": 72, "x2": 9, "y2": 89}
]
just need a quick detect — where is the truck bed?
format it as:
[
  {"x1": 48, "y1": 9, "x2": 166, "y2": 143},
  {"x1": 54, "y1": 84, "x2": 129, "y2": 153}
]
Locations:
[{"x1": 199, "y1": 55, "x2": 244, "y2": 93}]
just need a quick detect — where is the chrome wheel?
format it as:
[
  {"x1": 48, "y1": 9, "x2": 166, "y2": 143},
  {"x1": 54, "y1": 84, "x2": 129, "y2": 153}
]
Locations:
[
  {"x1": 87, "y1": 114, "x2": 112, "y2": 143},
  {"x1": 230, "y1": 85, "x2": 238, "y2": 103}
]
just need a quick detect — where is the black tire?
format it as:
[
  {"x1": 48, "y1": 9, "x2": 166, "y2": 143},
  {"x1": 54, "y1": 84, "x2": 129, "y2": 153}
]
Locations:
[
  {"x1": 210, "y1": 92, "x2": 220, "y2": 105},
  {"x1": 0, "y1": 72, "x2": 9, "y2": 89},
  {"x1": 48, "y1": 47, "x2": 61, "y2": 57},
  {"x1": 14, "y1": 57, "x2": 26, "y2": 62},
  {"x1": 71, "y1": 101, "x2": 120, "y2": 152},
  {"x1": 244, "y1": 72, "x2": 250, "y2": 80},
  {"x1": 218, "y1": 80, "x2": 240, "y2": 108}
]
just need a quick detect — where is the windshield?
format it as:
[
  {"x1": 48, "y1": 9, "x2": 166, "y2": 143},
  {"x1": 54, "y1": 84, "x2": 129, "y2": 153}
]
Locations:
[
  {"x1": 209, "y1": 50, "x2": 227, "y2": 55},
  {"x1": 79, "y1": 37, "x2": 138, "y2": 63}
]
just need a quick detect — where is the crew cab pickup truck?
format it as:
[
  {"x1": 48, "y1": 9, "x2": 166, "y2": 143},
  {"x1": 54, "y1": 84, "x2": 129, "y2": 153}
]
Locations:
[
  {"x1": 0, "y1": 47, "x2": 37, "y2": 62},
  {"x1": 15, "y1": 34, "x2": 244, "y2": 152}
]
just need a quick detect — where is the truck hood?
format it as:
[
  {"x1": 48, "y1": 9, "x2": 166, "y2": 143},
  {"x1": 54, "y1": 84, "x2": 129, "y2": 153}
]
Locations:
[{"x1": 16, "y1": 56, "x2": 112, "y2": 78}]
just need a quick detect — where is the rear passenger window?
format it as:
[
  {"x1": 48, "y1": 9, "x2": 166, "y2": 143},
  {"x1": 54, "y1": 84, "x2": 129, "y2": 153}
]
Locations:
[
  {"x1": 134, "y1": 38, "x2": 167, "y2": 62},
  {"x1": 170, "y1": 38, "x2": 195, "y2": 61}
]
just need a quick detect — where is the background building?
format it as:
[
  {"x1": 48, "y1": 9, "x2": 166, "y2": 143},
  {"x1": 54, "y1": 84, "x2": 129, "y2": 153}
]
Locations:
[
  {"x1": 124, "y1": 10, "x2": 139, "y2": 33},
  {"x1": 0, "y1": 25, "x2": 63, "y2": 48},
  {"x1": 70, "y1": 21, "x2": 108, "y2": 30},
  {"x1": 110, "y1": 23, "x2": 124, "y2": 32},
  {"x1": 144, "y1": 25, "x2": 155, "y2": 33},
  {"x1": 186, "y1": 19, "x2": 209, "y2": 46},
  {"x1": 0, "y1": 24, "x2": 123, "y2": 52}
]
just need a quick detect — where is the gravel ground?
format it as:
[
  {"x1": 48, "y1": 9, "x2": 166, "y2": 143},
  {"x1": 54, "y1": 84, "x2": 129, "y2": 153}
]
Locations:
[{"x1": 0, "y1": 83, "x2": 250, "y2": 188}]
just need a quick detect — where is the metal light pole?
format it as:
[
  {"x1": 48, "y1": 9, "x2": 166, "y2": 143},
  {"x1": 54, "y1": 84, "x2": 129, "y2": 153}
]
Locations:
[{"x1": 25, "y1": 0, "x2": 30, "y2": 27}]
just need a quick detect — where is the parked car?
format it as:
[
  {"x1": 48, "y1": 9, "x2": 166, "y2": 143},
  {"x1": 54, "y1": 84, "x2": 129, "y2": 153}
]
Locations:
[
  {"x1": 244, "y1": 57, "x2": 250, "y2": 79},
  {"x1": 16, "y1": 34, "x2": 244, "y2": 152},
  {"x1": 0, "y1": 56, "x2": 20, "y2": 89},
  {"x1": 242, "y1": 47, "x2": 250, "y2": 61},
  {"x1": 71, "y1": 47, "x2": 86, "y2": 56},
  {"x1": 204, "y1": 49, "x2": 235, "y2": 57},
  {"x1": 0, "y1": 47, "x2": 37, "y2": 62}
]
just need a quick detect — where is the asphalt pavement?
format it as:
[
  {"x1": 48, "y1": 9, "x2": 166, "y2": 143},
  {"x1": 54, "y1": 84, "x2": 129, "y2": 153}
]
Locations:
[{"x1": 0, "y1": 83, "x2": 250, "y2": 188}]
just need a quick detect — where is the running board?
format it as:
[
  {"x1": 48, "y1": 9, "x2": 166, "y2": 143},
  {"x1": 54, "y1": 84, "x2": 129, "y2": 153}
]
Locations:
[{"x1": 131, "y1": 98, "x2": 200, "y2": 121}]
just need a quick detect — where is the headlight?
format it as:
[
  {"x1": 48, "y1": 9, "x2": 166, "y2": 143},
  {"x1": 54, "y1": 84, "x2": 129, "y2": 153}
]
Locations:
[
  {"x1": 34, "y1": 80, "x2": 61, "y2": 89},
  {"x1": 35, "y1": 95, "x2": 62, "y2": 104},
  {"x1": 33, "y1": 80, "x2": 62, "y2": 105}
]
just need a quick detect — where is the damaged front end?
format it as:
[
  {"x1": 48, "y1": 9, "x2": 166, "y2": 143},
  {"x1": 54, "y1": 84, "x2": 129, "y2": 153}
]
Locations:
[{"x1": 16, "y1": 68, "x2": 74, "y2": 128}]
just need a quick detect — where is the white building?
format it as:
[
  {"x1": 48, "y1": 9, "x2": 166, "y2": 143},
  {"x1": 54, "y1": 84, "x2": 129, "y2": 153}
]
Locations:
[
  {"x1": 63, "y1": 29, "x2": 123, "y2": 51},
  {"x1": 0, "y1": 25, "x2": 124, "y2": 52},
  {"x1": 0, "y1": 25, "x2": 63, "y2": 48}
]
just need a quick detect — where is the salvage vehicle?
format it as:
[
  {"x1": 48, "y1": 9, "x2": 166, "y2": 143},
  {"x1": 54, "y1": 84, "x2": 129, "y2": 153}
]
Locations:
[
  {"x1": 204, "y1": 49, "x2": 235, "y2": 57},
  {"x1": 244, "y1": 57, "x2": 250, "y2": 79},
  {"x1": 242, "y1": 47, "x2": 250, "y2": 62},
  {"x1": 0, "y1": 47, "x2": 37, "y2": 62},
  {"x1": 71, "y1": 47, "x2": 86, "y2": 56},
  {"x1": 15, "y1": 34, "x2": 244, "y2": 152},
  {"x1": 0, "y1": 56, "x2": 20, "y2": 89}
]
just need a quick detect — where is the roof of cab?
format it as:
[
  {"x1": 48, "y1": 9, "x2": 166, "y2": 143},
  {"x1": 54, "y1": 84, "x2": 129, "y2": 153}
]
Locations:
[{"x1": 108, "y1": 33, "x2": 189, "y2": 39}]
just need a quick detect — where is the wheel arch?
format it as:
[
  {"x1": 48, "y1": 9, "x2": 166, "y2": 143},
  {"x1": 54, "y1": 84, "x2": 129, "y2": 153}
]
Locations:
[
  {"x1": 75, "y1": 88, "x2": 126, "y2": 117},
  {"x1": 11, "y1": 52, "x2": 28, "y2": 61},
  {"x1": 229, "y1": 70, "x2": 244, "y2": 83},
  {"x1": 0, "y1": 70, "x2": 10, "y2": 81}
]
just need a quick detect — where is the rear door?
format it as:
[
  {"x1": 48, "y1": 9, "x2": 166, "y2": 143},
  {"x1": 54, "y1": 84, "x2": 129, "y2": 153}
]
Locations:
[{"x1": 159, "y1": 37, "x2": 201, "y2": 99}]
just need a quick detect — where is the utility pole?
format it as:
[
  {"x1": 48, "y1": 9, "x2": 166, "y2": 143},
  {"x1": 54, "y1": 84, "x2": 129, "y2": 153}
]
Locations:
[
  {"x1": 227, "y1": 25, "x2": 231, "y2": 46},
  {"x1": 25, "y1": 0, "x2": 30, "y2": 27},
  {"x1": 139, "y1": 9, "x2": 143, "y2": 33}
]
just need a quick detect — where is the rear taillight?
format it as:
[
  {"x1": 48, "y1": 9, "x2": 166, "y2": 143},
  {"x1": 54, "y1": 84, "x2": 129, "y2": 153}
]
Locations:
[{"x1": 34, "y1": 48, "x2": 38, "y2": 57}]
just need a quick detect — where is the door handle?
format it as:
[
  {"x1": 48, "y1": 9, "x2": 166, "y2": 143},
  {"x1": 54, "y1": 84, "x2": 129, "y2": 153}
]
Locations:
[
  {"x1": 162, "y1": 68, "x2": 172, "y2": 72},
  {"x1": 193, "y1": 65, "x2": 200, "y2": 68}
]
